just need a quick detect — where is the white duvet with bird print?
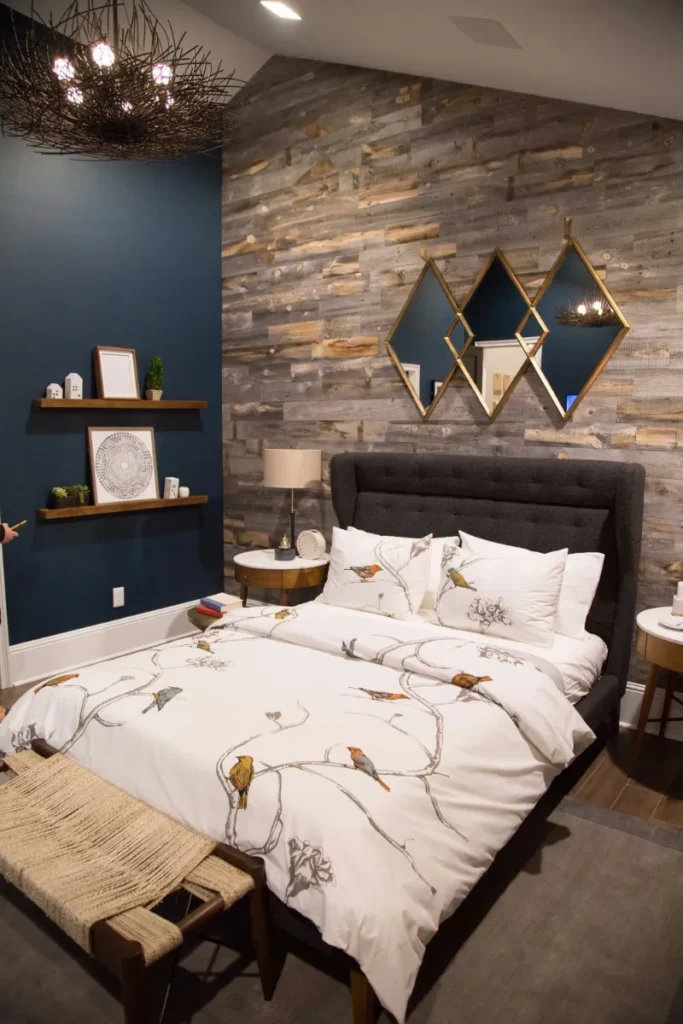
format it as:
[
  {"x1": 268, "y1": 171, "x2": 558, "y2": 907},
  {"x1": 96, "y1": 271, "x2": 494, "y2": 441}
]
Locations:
[{"x1": 0, "y1": 601, "x2": 594, "y2": 1022}]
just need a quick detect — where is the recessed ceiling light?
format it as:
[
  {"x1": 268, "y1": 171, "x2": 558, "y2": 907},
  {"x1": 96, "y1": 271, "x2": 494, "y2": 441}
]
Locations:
[{"x1": 261, "y1": 1, "x2": 301, "y2": 19}]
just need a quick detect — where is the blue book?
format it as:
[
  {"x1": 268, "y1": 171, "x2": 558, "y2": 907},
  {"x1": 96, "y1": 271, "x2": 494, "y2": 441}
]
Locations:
[{"x1": 201, "y1": 597, "x2": 226, "y2": 614}]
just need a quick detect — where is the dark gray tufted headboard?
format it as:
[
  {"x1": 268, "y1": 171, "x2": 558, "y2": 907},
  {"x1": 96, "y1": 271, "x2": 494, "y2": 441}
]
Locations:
[{"x1": 330, "y1": 453, "x2": 645, "y2": 694}]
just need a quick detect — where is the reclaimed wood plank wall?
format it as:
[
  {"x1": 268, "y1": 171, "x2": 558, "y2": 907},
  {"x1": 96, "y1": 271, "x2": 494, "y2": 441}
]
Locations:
[{"x1": 222, "y1": 56, "x2": 683, "y2": 675}]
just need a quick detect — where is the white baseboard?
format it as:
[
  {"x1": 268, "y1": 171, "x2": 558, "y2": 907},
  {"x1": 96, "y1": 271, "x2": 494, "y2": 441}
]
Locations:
[
  {"x1": 619, "y1": 680, "x2": 683, "y2": 742},
  {"x1": 6, "y1": 601, "x2": 198, "y2": 688}
]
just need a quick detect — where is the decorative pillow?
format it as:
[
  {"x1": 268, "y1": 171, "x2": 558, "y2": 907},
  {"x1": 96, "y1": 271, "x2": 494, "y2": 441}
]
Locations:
[
  {"x1": 320, "y1": 526, "x2": 432, "y2": 619},
  {"x1": 459, "y1": 531, "x2": 604, "y2": 639},
  {"x1": 347, "y1": 527, "x2": 460, "y2": 612},
  {"x1": 429, "y1": 546, "x2": 567, "y2": 646}
]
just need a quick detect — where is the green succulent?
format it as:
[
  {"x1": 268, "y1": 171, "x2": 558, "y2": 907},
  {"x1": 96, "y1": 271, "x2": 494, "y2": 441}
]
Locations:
[{"x1": 145, "y1": 355, "x2": 164, "y2": 391}]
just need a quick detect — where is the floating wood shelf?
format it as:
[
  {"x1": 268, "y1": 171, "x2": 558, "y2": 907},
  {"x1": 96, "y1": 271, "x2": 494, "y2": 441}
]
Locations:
[
  {"x1": 33, "y1": 399, "x2": 207, "y2": 410},
  {"x1": 38, "y1": 496, "x2": 208, "y2": 519}
]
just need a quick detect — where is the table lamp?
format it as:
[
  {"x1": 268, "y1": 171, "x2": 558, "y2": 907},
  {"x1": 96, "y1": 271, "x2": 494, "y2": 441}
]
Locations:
[{"x1": 263, "y1": 448, "x2": 322, "y2": 560}]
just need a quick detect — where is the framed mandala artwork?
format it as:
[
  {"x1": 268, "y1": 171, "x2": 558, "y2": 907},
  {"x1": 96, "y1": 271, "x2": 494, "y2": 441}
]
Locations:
[{"x1": 88, "y1": 427, "x2": 159, "y2": 505}]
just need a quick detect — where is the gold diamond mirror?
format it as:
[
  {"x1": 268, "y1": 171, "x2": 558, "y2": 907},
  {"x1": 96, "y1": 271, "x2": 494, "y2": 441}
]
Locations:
[
  {"x1": 386, "y1": 259, "x2": 472, "y2": 419},
  {"x1": 385, "y1": 223, "x2": 629, "y2": 423},
  {"x1": 528, "y1": 237, "x2": 629, "y2": 419},
  {"x1": 448, "y1": 249, "x2": 538, "y2": 420}
]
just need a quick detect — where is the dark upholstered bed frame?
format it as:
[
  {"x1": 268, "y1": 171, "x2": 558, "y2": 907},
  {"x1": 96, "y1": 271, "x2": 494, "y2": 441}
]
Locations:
[{"x1": 268, "y1": 453, "x2": 645, "y2": 1024}]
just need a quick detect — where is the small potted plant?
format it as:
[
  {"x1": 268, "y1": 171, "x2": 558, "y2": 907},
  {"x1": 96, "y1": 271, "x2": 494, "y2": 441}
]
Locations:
[
  {"x1": 144, "y1": 356, "x2": 164, "y2": 401},
  {"x1": 48, "y1": 485, "x2": 91, "y2": 510}
]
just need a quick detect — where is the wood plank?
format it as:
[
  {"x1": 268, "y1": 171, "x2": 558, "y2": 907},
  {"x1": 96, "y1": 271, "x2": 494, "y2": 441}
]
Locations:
[
  {"x1": 38, "y1": 497, "x2": 208, "y2": 519},
  {"x1": 611, "y1": 782, "x2": 663, "y2": 821},
  {"x1": 34, "y1": 399, "x2": 207, "y2": 410}
]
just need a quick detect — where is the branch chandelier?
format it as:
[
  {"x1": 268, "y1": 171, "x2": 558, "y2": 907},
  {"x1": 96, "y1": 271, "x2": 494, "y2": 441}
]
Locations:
[{"x1": 0, "y1": 0, "x2": 243, "y2": 159}]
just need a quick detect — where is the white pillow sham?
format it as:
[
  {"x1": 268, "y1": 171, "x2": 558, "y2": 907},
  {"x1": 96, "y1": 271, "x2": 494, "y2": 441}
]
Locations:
[
  {"x1": 459, "y1": 530, "x2": 605, "y2": 639},
  {"x1": 429, "y1": 546, "x2": 567, "y2": 647},
  {"x1": 320, "y1": 526, "x2": 432, "y2": 619},
  {"x1": 347, "y1": 527, "x2": 460, "y2": 612}
]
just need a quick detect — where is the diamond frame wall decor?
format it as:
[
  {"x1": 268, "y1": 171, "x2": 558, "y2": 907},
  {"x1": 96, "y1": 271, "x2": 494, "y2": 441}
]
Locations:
[{"x1": 384, "y1": 220, "x2": 630, "y2": 423}]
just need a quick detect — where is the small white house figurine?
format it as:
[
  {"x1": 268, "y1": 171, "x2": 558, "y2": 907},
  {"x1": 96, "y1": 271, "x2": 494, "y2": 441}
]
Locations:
[
  {"x1": 163, "y1": 476, "x2": 180, "y2": 499},
  {"x1": 45, "y1": 383, "x2": 63, "y2": 400},
  {"x1": 64, "y1": 373, "x2": 83, "y2": 400}
]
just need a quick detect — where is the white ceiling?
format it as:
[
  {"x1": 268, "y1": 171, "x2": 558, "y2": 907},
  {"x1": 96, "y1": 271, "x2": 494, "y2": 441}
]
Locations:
[{"x1": 183, "y1": 0, "x2": 683, "y2": 122}]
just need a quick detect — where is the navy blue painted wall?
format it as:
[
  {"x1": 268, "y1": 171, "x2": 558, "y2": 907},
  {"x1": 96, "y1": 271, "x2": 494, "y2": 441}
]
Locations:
[{"x1": 0, "y1": 6, "x2": 223, "y2": 644}]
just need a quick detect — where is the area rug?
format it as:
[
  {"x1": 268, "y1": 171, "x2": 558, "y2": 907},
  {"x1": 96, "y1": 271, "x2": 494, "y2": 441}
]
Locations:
[{"x1": 2, "y1": 797, "x2": 683, "y2": 1024}]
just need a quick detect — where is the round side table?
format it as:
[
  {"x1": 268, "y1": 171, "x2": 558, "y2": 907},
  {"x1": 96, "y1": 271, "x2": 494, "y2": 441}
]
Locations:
[
  {"x1": 234, "y1": 549, "x2": 329, "y2": 607},
  {"x1": 632, "y1": 606, "x2": 683, "y2": 771}
]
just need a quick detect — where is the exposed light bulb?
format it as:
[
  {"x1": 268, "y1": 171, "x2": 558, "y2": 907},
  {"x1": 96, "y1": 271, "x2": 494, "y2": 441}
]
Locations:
[
  {"x1": 260, "y1": 1, "x2": 302, "y2": 19},
  {"x1": 152, "y1": 63, "x2": 173, "y2": 85},
  {"x1": 121, "y1": 101, "x2": 133, "y2": 112},
  {"x1": 592, "y1": 300, "x2": 603, "y2": 313},
  {"x1": 91, "y1": 41, "x2": 115, "y2": 67},
  {"x1": 53, "y1": 57, "x2": 76, "y2": 81},
  {"x1": 577, "y1": 303, "x2": 587, "y2": 316},
  {"x1": 66, "y1": 87, "x2": 84, "y2": 104}
]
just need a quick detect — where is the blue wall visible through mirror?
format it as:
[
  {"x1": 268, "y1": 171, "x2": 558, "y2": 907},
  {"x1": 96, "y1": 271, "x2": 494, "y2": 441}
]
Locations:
[
  {"x1": 387, "y1": 262, "x2": 458, "y2": 414},
  {"x1": 533, "y1": 246, "x2": 623, "y2": 413}
]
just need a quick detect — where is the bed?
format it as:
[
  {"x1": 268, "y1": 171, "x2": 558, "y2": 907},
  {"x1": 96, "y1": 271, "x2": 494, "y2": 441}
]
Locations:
[{"x1": 0, "y1": 453, "x2": 644, "y2": 1023}]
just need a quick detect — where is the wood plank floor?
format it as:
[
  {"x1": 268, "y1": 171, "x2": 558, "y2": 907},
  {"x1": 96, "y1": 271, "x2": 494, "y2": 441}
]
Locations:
[
  {"x1": 4, "y1": 681, "x2": 683, "y2": 830},
  {"x1": 571, "y1": 729, "x2": 683, "y2": 831}
]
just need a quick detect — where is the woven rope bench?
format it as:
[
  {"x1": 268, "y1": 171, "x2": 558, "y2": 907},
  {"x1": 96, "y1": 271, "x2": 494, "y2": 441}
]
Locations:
[{"x1": 0, "y1": 742, "x2": 276, "y2": 1024}]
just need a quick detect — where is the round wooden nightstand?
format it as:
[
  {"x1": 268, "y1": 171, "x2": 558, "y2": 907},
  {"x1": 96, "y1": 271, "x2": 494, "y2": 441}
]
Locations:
[
  {"x1": 234, "y1": 549, "x2": 329, "y2": 607},
  {"x1": 632, "y1": 607, "x2": 683, "y2": 771}
]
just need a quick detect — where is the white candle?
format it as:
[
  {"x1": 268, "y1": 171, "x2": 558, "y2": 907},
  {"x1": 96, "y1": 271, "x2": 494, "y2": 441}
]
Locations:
[{"x1": 678, "y1": 582, "x2": 683, "y2": 599}]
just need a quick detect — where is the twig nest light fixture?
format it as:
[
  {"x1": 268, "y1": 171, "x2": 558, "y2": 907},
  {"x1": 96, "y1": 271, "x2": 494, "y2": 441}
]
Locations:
[{"x1": 0, "y1": 0, "x2": 243, "y2": 159}]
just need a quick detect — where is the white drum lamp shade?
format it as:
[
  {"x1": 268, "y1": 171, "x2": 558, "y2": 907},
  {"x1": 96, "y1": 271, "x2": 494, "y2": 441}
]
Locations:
[
  {"x1": 263, "y1": 449, "x2": 322, "y2": 554},
  {"x1": 263, "y1": 449, "x2": 321, "y2": 490}
]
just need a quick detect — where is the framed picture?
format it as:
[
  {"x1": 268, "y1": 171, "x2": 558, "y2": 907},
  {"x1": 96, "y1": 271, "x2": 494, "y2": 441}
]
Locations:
[
  {"x1": 88, "y1": 427, "x2": 159, "y2": 505},
  {"x1": 94, "y1": 346, "x2": 140, "y2": 400},
  {"x1": 432, "y1": 380, "x2": 444, "y2": 401}
]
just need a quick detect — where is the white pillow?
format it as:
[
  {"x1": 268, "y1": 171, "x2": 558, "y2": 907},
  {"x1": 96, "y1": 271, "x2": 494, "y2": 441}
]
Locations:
[
  {"x1": 429, "y1": 546, "x2": 567, "y2": 647},
  {"x1": 320, "y1": 526, "x2": 431, "y2": 619},
  {"x1": 459, "y1": 531, "x2": 604, "y2": 638},
  {"x1": 347, "y1": 527, "x2": 460, "y2": 612}
]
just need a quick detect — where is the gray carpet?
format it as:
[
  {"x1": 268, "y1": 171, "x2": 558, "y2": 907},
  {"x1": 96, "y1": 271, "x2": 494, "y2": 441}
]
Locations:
[{"x1": 2, "y1": 797, "x2": 683, "y2": 1024}]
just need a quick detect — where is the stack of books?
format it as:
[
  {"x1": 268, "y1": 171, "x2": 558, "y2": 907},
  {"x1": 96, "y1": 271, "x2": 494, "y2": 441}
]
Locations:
[{"x1": 195, "y1": 596, "x2": 229, "y2": 619}]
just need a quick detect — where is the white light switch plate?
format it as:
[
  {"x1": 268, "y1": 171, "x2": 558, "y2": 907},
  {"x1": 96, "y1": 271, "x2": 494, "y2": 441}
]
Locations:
[{"x1": 113, "y1": 587, "x2": 125, "y2": 608}]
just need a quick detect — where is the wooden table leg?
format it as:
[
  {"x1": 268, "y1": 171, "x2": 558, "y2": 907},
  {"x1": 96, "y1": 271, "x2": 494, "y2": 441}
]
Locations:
[
  {"x1": 240, "y1": 582, "x2": 248, "y2": 608},
  {"x1": 280, "y1": 589, "x2": 289, "y2": 607},
  {"x1": 630, "y1": 662, "x2": 660, "y2": 774},
  {"x1": 660, "y1": 671, "x2": 677, "y2": 738},
  {"x1": 350, "y1": 968, "x2": 377, "y2": 1024}
]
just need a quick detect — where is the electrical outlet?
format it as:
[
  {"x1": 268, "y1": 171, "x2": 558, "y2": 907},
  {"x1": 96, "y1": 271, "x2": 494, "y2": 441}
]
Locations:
[{"x1": 113, "y1": 587, "x2": 125, "y2": 608}]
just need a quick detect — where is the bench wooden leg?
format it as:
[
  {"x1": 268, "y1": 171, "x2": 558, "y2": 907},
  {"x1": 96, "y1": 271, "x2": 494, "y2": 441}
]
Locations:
[
  {"x1": 120, "y1": 950, "x2": 146, "y2": 1024},
  {"x1": 249, "y1": 885, "x2": 277, "y2": 1000},
  {"x1": 350, "y1": 968, "x2": 377, "y2": 1024}
]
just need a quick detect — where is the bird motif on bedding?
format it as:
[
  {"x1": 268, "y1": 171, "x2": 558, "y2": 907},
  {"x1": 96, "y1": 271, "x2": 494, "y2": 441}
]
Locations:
[
  {"x1": 451, "y1": 673, "x2": 493, "y2": 689},
  {"x1": 34, "y1": 673, "x2": 79, "y2": 694},
  {"x1": 142, "y1": 686, "x2": 182, "y2": 714},
  {"x1": 348, "y1": 746, "x2": 391, "y2": 791},
  {"x1": 447, "y1": 569, "x2": 477, "y2": 591},
  {"x1": 355, "y1": 688, "x2": 408, "y2": 702},
  {"x1": 346, "y1": 564, "x2": 383, "y2": 582},
  {"x1": 197, "y1": 639, "x2": 213, "y2": 653},
  {"x1": 274, "y1": 609, "x2": 291, "y2": 620},
  {"x1": 229, "y1": 754, "x2": 255, "y2": 809}
]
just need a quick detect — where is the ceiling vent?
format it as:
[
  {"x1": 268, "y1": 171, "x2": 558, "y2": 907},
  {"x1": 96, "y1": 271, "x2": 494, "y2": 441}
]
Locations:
[{"x1": 449, "y1": 16, "x2": 521, "y2": 49}]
